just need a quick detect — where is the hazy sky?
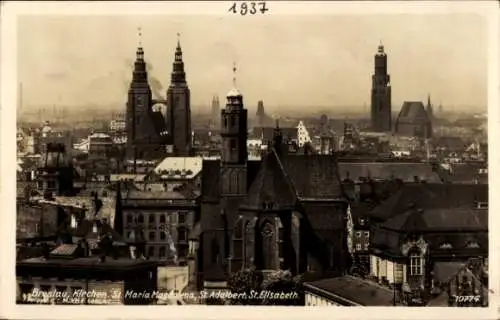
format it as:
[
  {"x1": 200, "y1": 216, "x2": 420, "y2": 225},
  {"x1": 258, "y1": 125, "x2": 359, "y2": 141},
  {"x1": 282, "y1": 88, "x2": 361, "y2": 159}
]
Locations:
[{"x1": 17, "y1": 14, "x2": 487, "y2": 112}]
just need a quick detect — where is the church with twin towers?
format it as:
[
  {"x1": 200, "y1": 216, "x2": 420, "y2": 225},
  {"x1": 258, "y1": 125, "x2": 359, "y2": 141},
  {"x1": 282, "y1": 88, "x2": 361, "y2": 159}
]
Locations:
[{"x1": 125, "y1": 31, "x2": 193, "y2": 160}]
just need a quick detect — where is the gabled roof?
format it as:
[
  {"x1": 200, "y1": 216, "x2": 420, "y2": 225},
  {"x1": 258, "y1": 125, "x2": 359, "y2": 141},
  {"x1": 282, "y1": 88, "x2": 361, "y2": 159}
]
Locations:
[
  {"x1": 279, "y1": 153, "x2": 343, "y2": 200},
  {"x1": 200, "y1": 160, "x2": 261, "y2": 202},
  {"x1": 396, "y1": 101, "x2": 430, "y2": 123},
  {"x1": 242, "y1": 150, "x2": 297, "y2": 209}
]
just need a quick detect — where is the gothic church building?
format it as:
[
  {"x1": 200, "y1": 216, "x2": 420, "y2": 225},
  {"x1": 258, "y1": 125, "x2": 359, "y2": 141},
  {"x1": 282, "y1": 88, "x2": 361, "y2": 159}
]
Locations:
[
  {"x1": 198, "y1": 70, "x2": 350, "y2": 290},
  {"x1": 126, "y1": 36, "x2": 192, "y2": 160}
]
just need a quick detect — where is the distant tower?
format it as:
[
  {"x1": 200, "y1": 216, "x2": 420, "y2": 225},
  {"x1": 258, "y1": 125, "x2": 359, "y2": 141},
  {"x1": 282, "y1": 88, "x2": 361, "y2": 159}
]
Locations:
[
  {"x1": 126, "y1": 28, "x2": 155, "y2": 160},
  {"x1": 438, "y1": 103, "x2": 443, "y2": 115},
  {"x1": 220, "y1": 63, "x2": 248, "y2": 195},
  {"x1": 370, "y1": 42, "x2": 392, "y2": 132},
  {"x1": 256, "y1": 100, "x2": 265, "y2": 127},
  {"x1": 426, "y1": 94, "x2": 434, "y2": 120},
  {"x1": 211, "y1": 95, "x2": 220, "y2": 127},
  {"x1": 166, "y1": 33, "x2": 192, "y2": 156}
]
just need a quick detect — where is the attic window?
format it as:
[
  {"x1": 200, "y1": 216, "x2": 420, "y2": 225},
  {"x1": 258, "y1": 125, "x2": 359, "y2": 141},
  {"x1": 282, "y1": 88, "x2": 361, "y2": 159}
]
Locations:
[
  {"x1": 439, "y1": 242, "x2": 453, "y2": 249},
  {"x1": 476, "y1": 201, "x2": 488, "y2": 209},
  {"x1": 466, "y1": 241, "x2": 480, "y2": 249},
  {"x1": 174, "y1": 170, "x2": 181, "y2": 175},
  {"x1": 186, "y1": 170, "x2": 193, "y2": 175}
]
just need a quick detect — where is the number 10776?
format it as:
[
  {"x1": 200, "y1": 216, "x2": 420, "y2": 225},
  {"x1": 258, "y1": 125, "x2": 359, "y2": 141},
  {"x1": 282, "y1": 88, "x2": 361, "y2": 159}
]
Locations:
[{"x1": 454, "y1": 295, "x2": 481, "y2": 303}]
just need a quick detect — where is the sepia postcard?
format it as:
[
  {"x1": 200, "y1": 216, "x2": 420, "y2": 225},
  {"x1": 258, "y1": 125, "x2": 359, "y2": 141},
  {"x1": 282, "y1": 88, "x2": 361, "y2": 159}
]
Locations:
[{"x1": 1, "y1": 1, "x2": 499, "y2": 319}]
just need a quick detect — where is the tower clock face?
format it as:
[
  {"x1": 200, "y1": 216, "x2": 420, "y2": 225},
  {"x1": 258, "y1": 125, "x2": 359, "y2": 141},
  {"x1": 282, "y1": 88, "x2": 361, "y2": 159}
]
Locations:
[{"x1": 135, "y1": 95, "x2": 147, "y2": 110}]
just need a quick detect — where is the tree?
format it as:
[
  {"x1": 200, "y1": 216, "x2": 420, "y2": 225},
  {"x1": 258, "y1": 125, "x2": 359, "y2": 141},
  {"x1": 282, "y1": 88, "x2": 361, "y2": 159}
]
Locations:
[
  {"x1": 227, "y1": 267, "x2": 263, "y2": 305},
  {"x1": 261, "y1": 270, "x2": 304, "y2": 306}
]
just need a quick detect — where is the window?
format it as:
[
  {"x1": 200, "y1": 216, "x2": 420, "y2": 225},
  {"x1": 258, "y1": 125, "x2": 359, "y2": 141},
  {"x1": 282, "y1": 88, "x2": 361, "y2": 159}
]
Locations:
[
  {"x1": 127, "y1": 215, "x2": 133, "y2": 224},
  {"x1": 159, "y1": 247, "x2": 166, "y2": 259},
  {"x1": 224, "y1": 118, "x2": 228, "y2": 128},
  {"x1": 230, "y1": 116, "x2": 236, "y2": 127},
  {"x1": 178, "y1": 212, "x2": 186, "y2": 224},
  {"x1": 47, "y1": 180, "x2": 56, "y2": 189},
  {"x1": 126, "y1": 231, "x2": 132, "y2": 239},
  {"x1": 364, "y1": 231, "x2": 369, "y2": 237},
  {"x1": 230, "y1": 140, "x2": 236, "y2": 151},
  {"x1": 356, "y1": 232, "x2": 361, "y2": 238},
  {"x1": 149, "y1": 215, "x2": 155, "y2": 224},
  {"x1": 178, "y1": 227, "x2": 187, "y2": 242},
  {"x1": 359, "y1": 218, "x2": 365, "y2": 226},
  {"x1": 439, "y1": 242, "x2": 453, "y2": 249},
  {"x1": 466, "y1": 241, "x2": 480, "y2": 249},
  {"x1": 160, "y1": 231, "x2": 166, "y2": 240},
  {"x1": 160, "y1": 215, "x2": 166, "y2": 223},
  {"x1": 410, "y1": 252, "x2": 423, "y2": 276},
  {"x1": 261, "y1": 222, "x2": 276, "y2": 270},
  {"x1": 211, "y1": 238, "x2": 220, "y2": 264},
  {"x1": 364, "y1": 244, "x2": 369, "y2": 251},
  {"x1": 356, "y1": 244, "x2": 362, "y2": 251},
  {"x1": 148, "y1": 246, "x2": 155, "y2": 258},
  {"x1": 137, "y1": 214, "x2": 144, "y2": 224},
  {"x1": 149, "y1": 231, "x2": 156, "y2": 241}
]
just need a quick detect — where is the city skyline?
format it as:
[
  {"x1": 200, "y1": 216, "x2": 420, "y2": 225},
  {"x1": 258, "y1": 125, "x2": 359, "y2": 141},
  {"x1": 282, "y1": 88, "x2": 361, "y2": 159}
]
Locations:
[{"x1": 17, "y1": 14, "x2": 487, "y2": 112}]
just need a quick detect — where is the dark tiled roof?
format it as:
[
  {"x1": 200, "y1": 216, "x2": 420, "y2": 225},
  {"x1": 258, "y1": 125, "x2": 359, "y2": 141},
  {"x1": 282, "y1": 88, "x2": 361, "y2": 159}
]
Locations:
[
  {"x1": 338, "y1": 162, "x2": 441, "y2": 183},
  {"x1": 369, "y1": 183, "x2": 488, "y2": 222},
  {"x1": 305, "y1": 275, "x2": 395, "y2": 306},
  {"x1": 243, "y1": 150, "x2": 297, "y2": 209},
  {"x1": 253, "y1": 127, "x2": 298, "y2": 141},
  {"x1": 381, "y1": 207, "x2": 487, "y2": 232},
  {"x1": 73, "y1": 219, "x2": 126, "y2": 243},
  {"x1": 396, "y1": 101, "x2": 430, "y2": 123},
  {"x1": 280, "y1": 154, "x2": 343, "y2": 199},
  {"x1": 433, "y1": 262, "x2": 466, "y2": 284},
  {"x1": 50, "y1": 244, "x2": 78, "y2": 257},
  {"x1": 441, "y1": 162, "x2": 488, "y2": 184},
  {"x1": 433, "y1": 137, "x2": 467, "y2": 151}
]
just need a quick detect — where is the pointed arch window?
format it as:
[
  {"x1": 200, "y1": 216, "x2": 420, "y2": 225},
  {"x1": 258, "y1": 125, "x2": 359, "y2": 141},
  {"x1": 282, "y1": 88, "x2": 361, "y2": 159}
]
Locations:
[
  {"x1": 232, "y1": 217, "x2": 244, "y2": 271},
  {"x1": 211, "y1": 238, "x2": 220, "y2": 264},
  {"x1": 261, "y1": 221, "x2": 277, "y2": 270},
  {"x1": 230, "y1": 116, "x2": 236, "y2": 128}
]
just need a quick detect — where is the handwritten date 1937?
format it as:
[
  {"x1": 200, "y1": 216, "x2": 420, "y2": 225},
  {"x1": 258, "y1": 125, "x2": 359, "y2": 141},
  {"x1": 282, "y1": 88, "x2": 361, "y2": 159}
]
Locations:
[{"x1": 228, "y1": 2, "x2": 269, "y2": 15}]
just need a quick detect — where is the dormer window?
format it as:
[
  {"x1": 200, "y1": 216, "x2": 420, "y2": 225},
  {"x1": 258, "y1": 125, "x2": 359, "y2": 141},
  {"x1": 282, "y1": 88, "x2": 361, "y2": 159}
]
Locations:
[
  {"x1": 439, "y1": 242, "x2": 453, "y2": 249},
  {"x1": 476, "y1": 201, "x2": 488, "y2": 209},
  {"x1": 466, "y1": 241, "x2": 480, "y2": 249}
]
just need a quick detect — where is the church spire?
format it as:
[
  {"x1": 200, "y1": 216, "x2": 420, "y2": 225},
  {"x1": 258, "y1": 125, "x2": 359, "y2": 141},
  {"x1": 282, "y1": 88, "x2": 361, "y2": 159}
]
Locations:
[
  {"x1": 227, "y1": 62, "x2": 242, "y2": 98},
  {"x1": 131, "y1": 27, "x2": 148, "y2": 84},
  {"x1": 170, "y1": 32, "x2": 186, "y2": 85}
]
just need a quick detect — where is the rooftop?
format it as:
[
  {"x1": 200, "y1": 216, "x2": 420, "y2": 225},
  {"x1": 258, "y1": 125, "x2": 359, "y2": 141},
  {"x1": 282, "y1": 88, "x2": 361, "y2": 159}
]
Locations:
[{"x1": 304, "y1": 275, "x2": 396, "y2": 306}]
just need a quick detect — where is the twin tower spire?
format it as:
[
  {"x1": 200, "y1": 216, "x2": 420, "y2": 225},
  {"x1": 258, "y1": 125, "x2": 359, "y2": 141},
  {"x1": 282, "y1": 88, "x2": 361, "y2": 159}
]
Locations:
[
  {"x1": 133, "y1": 28, "x2": 241, "y2": 97},
  {"x1": 133, "y1": 28, "x2": 186, "y2": 86}
]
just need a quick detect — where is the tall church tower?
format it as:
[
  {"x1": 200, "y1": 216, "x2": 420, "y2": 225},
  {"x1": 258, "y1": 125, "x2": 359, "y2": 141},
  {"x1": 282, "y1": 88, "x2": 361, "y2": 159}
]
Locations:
[
  {"x1": 370, "y1": 43, "x2": 392, "y2": 132},
  {"x1": 166, "y1": 33, "x2": 192, "y2": 156},
  {"x1": 220, "y1": 63, "x2": 248, "y2": 195},
  {"x1": 211, "y1": 95, "x2": 220, "y2": 128},
  {"x1": 426, "y1": 93, "x2": 434, "y2": 120},
  {"x1": 126, "y1": 29, "x2": 154, "y2": 159}
]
